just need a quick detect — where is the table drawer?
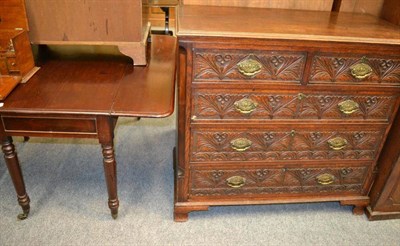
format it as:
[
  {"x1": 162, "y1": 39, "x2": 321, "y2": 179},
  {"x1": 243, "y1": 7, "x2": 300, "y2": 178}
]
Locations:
[
  {"x1": 193, "y1": 49, "x2": 306, "y2": 83},
  {"x1": 2, "y1": 116, "x2": 98, "y2": 135},
  {"x1": 191, "y1": 128, "x2": 385, "y2": 162},
  {"x1": 190, "y1": 163, "x2": 370, "y2": 197},
  {"x1": 192, "y1": 89, "x2": 398, "y2": 121},
  {"x1": 309, "y1": 54, "x2": 400, "y2": 85}
]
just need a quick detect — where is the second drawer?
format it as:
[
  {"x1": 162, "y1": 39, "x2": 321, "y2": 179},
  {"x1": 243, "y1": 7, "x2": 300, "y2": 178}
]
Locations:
[{"x1": 192, "y1": 89, "x2": 398, "y2": 122}]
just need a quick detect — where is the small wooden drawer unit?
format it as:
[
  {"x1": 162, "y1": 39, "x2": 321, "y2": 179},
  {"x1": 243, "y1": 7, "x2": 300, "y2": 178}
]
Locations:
[
  {"x1": 0, "y1": 0, "x2": 39, "y2": 100},
  {"x1": 175, "y1": 5, "x2": 400, "y2": 221}
]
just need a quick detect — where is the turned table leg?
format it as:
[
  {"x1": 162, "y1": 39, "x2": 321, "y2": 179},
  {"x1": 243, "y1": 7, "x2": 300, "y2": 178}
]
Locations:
[
  {"x1": 97, "y1": 116, "x2": 119, "y2": 219},
  {"x1": 1, "y1": 137, "x2": 30, "y2": 220},
  {"x1": 101, "y1": 143, "x2": 119, "y2": 219}
]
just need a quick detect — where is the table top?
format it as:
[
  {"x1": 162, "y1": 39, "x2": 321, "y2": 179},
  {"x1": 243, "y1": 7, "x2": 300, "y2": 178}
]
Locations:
[
  {"x1": 177, "y1": 5, "x2": 400, "y2": 45},
  {"x1": 0, "y1": 35, "x2": 177, "y2": 118}
]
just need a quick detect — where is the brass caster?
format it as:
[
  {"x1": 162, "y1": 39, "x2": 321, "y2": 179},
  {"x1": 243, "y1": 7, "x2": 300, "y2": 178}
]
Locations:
[
  {"x1": 111, "y1": 213, "x2": 118, "y2": 220},
  {"x1": 17, "y1": 210, "x2": 29, "y2": 220}
]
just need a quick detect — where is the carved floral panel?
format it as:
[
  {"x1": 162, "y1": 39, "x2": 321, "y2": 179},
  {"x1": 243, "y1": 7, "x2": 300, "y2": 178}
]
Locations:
[
  {"x1": 190, "y1": 166, "x2": 368, "y2": 196},
  {"x1": 193, "y1": 49, "x2": 306, "y2": 82},
  {"x1": 309, "y1": 55, "x2": 400, "y2": 84},
  {"x1": 192, "y1": 90, "x2": 397, "y2": 121},
  {"x1": 191, "y1": 130, "x2": 384, "y2": 162}
]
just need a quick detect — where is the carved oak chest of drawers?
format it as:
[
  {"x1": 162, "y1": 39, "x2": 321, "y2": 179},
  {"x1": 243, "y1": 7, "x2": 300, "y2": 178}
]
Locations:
[{"x1": 174, "y1": 5, "x2": 400, "y2": 221}]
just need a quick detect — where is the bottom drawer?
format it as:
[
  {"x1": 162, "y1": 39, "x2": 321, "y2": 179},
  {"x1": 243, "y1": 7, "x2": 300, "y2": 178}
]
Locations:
[{"x1": 190, "y1": 164, "x2": 370, "y2": 198}]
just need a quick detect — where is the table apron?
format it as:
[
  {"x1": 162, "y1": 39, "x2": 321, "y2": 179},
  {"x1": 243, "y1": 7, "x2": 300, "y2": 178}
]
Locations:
[{"x1": 1, "y1": 115, "x2": 99, "y2": 138}]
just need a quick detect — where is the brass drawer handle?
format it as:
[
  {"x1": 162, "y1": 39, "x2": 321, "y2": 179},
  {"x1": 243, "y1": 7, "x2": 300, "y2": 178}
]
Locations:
[
  {"x1": 237, "y1": 58, "x2": 262, "y2": 77},
  {"x1": 316, "y1": 173, "x2": 335, "y2": 185},
  {"x1": 226, "y1": 176, "x2": 246, "y2": 188},
  {"x1": 230, "y1": 138, "x2": 252, "y2": 152},
  {"x1": 327, "y1": 137, "x2": 348, "y2": 150},
  {"x1": 350, "y1": 63, "x2": 372, "y2": 80},
  {"x1": 338, "y1": 100, "x2": 359, "y2": 115},
  {"x1": 234, "y1": 98, "x2": 258, "y2": 114}
]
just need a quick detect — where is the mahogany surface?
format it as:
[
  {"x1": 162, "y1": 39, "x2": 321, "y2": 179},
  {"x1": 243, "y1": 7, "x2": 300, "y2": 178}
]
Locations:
[
  {"x1": 175, "y1": 5, "x2": 400, "y2": 221},
  {"x1": 0, "y1": 35, "x2": 177, "y2": 219}
]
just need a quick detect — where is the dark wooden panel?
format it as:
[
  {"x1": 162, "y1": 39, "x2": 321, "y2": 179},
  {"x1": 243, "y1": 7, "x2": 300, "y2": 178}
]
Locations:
[{"x1": 2, "y1": 116, "x2": 97, "y2": 134}]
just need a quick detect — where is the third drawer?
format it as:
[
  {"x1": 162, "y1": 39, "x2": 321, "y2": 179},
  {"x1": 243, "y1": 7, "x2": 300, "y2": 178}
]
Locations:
[{"x1": 190, "y1": 125, "x2": 387, "y2": 163}]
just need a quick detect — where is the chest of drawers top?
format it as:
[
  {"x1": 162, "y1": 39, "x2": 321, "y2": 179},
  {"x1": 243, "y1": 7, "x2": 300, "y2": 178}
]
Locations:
[{"x1": 177, "y1": 5, "x2": 400, "y2": 45}]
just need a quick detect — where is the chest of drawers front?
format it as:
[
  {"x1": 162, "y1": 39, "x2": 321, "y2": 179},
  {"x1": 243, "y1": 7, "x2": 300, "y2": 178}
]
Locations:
[{"x1": 174, "y1": 38, "x2": 400, "y2": 221}]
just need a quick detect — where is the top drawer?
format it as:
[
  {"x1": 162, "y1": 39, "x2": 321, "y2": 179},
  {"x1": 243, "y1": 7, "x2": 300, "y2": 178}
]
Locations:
[
  {"x1": 193, "y1": 49, "x2": 306, "y2": 83},
  {"x1": 309, "y1": 54, "x2": 400, "y2": 86}
]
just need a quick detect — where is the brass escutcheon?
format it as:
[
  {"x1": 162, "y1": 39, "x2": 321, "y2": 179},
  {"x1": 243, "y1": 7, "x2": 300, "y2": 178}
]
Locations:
[
  {"x1": 226, "y1": 176, "x2": 246, "y2": 188},
  {"x1": 297, "y1": 93, "x2": 307, "y2": 100},
  {"x1": 350, "y1": 62, "x2": 372, "y2": 80},
  {"x1": 237, "y1": 58, "x2": 262, "y2": 77},
  {"x1": 234, "y1": 98, "x2": 258, "y2": 114},
  {"x1": 338, "y1": 100, "x2": 359, "y2": 115},
  {"x1": 327, "y1": 137, "x2": 348, "y2": 150},
  {"x1": 230, "y1": 138, "x2": 252, "y2": 152},
  {"x1": 316, "y1": 173, "x2": 335, "y2": 185}
]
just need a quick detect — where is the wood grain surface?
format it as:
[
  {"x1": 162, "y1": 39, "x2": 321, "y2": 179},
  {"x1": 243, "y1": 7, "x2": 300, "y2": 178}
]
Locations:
[
  {"x1": 177, "y1": 5, "x2": 400, "y2": 44},
  {"x1": 0, "y1": 35, "x2": 177, "y2": 118},
  {"x1": 182, "y1": 0, "x2": 334, "y2": 11},
  {"x1": 0, "y1": 0, "x2": 29, "y2": 30},
  {"x1": 25, "y1": 0, "x2": 146, "y2": 43}
]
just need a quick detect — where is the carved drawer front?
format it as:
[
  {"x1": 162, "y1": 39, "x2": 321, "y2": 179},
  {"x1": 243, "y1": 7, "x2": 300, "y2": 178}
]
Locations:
[
  {"x1": 309, "y1": 54, "x2": 400, "y2": 85},
  {"x1": 193, "y1": 49, "x2": 306, "y2": 83},
  {"x1": 191, "y1": 129, "x2": 385, "y2": 162},
  {"x1": 192, "y1": 89, "x2": 397, "y2": 121},
  {"x1": 190, "y1": 164, "x2": 369, "y2": 197}
]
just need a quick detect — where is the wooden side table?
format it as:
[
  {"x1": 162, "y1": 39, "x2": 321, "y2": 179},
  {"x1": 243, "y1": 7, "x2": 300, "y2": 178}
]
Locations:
[{"x1": 0, "y1": 35, "x2": 177, "y2": 220}]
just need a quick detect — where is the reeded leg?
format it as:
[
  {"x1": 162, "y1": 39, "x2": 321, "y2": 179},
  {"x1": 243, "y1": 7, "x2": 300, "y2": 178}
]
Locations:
[
  {"x1": 101, "y1": 143, "x2": 119, "y2": 219},
  {"x1": 2, "y1": 137, "x2": 30, "y2": 220}
]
